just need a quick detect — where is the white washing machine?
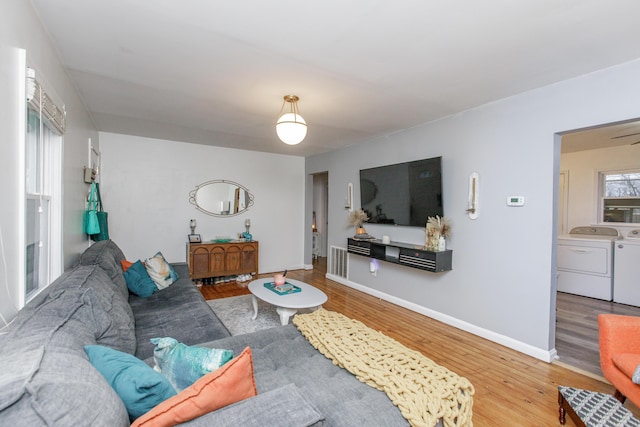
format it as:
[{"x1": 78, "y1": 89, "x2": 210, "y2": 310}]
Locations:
[
  {"x1": 557, "y1": 226, "x2": 620, "y2": 300},
  {"x1": 613, "y1": 229, "x2": 640, "y2": 306}
]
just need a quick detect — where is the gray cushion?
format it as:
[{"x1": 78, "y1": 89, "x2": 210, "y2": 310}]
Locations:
[
  {"x1": 195, "y1": 325, "x2": 409, "y2": 427},
  {"x1": 78, "y1": 239, "x2": 129, "y2": 300},
  {"x1": 130, "y1": 264, "x2": 231, "y2": 360},
  {"x1": 180, "y1": 383, "x2": 325, "y2": 426},
  {"x1": 0, "y1": 287, "x2": 129, "y2": 426},
  {"x1": 30, "y1": 265, "x2": 136, "y2": 354},
  {"x1": 6, "y1": 286, "x2": 109, "y2": 351},
  {"x1": 69, "y1": 265, "x2": 136, "y2": 353}
]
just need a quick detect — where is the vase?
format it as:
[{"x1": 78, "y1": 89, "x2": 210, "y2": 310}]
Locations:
[
  {"x1": 438, "y1": 236, "x2": 446, "y2": 251},
  {"x1": 356, "y1": 227, "x2": 367, "y2": 235}
]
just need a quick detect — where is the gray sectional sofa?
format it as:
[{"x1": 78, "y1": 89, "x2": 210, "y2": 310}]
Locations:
[{"x1": 0, "y1": 240, "x2": 412, "y2": 426}]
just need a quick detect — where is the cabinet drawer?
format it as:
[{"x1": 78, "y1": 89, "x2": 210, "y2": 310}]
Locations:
[
  {"x1": 557, "y1": 245, "x2": 609, "y2": 275},
  {"x1": 557, "y1": 271, "x2": 612, "y2": 300}
]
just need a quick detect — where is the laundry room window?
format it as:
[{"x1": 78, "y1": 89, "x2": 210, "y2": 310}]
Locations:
[{"x1": 600, "y1": 170, "x2": 640, "y2": 224}]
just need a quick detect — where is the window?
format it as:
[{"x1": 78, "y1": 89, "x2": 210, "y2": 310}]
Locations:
[
  {"x1": 601, "y1": 171, "x2": 640, "y2": 224},
  {"x1": 25, "y1": 69, "x2": 64, "y2": 299}
]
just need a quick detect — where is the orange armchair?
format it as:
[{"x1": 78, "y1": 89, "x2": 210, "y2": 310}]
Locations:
[{"x1": 598, "y1": 314, "x2": 640, "y2": 406}]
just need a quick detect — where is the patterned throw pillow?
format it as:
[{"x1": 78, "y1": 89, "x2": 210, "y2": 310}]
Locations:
[
  {"x1": 144, "y1": 252, "x2": 178, "y2": 289},
  {"x1": 151, "y1": 337, "x2": 233, "y2": 392}
]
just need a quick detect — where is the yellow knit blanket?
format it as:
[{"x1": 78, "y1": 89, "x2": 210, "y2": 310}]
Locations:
[{"x1": 293, "y1": 309, "x2": 474, "y2": 427}]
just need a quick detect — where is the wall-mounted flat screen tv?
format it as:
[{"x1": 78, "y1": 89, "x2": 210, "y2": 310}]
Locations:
[{"x1": 359, "y1": 156, "x2": 443, "y2": 227}]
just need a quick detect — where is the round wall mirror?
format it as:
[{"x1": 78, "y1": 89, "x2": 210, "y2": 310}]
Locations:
[{"x1": 189, "y1": 180, "x2": 254, "y2": 217}]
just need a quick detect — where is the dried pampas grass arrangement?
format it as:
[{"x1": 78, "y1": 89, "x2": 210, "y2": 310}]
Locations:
[
  {"x1": 347, "y1": 209, "x2": 369, "y2": 228},
  {"x1": 426, "y1": 215, "x2": 451, "y2": 250}
]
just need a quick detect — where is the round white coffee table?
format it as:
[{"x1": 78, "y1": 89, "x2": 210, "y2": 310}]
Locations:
[{"x1": 248, "y1": 278, "x2": 327, "y2": 325}]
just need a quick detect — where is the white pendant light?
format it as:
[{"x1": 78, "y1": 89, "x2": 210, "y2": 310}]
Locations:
[{"x1": 276, "y1": 95, "x2": 307, "y2": 145}]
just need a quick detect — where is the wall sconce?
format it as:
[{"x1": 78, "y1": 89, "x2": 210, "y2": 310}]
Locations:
[
  {"x1": 467, "y1": 172, "x2": 479, "y2": 219},
  {"x1": 276, "y1": 95, "x2": 307, "y2": 145},
  {"x1": 189, "y1": 219, "x2": 197, "y2": 234},
  {"x1": 346, "y1": 183, "x2": 353, "y2": 211}
]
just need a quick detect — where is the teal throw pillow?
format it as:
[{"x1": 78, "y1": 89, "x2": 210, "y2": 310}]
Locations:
[
  {"x1": 123, "y1": 260, "x2": 158, "y2": 297},
  {"x1": 150, "y1": 337, "x2": 234, "y2": 391},
  {"x1": 84, "y1": 345, "x2": 176, "y2": 421}
]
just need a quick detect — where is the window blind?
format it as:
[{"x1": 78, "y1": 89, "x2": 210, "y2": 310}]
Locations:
[{"x1": 26, "y1": 68, "x2": 66, "y2": 134}]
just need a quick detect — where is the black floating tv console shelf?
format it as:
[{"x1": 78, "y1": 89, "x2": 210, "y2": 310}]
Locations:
[{"x1": 347, "y1": 238, "x2": 452, "y2": 273}]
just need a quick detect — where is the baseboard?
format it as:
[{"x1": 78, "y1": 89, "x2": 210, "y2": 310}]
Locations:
[
  {"x1": 262, "y1": 265, "x2": 308, "y2": 274},
  {"x1": 326, "y1": 273, "x2": 556, "y2": 363}
]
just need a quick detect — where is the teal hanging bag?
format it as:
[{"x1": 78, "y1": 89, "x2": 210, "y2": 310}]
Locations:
[
  {"x1": 91, "y1": 182, "x2": 110, "y2": 241},
  {"x1": 84, "y1": 182, "x2": 100, "y2": 236}
]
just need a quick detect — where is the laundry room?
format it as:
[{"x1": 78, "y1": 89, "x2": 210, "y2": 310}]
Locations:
[
  {"x1": 554, "y1": 121, "x2": 640, "y2": 375},
  {"x1": 559, "y1": 120, "x2": 640, "y2": 306}
]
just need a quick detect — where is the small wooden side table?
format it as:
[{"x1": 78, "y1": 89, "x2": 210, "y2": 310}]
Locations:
[{"x1": 558, "y1": 386, "x2": 640, "y2": 426}]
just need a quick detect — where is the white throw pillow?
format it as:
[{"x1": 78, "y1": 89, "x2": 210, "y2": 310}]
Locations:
[{"x1": 144, "y1": 252, "x2": 178, "y2": 289}]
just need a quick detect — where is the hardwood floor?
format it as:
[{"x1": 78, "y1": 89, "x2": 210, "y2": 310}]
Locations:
[
  {"x1": 555, "y1": 291, "x2": 640, "y2": 378},
  {"x1": 200, "y1": 259, "x2": 640, "y2": 425}
]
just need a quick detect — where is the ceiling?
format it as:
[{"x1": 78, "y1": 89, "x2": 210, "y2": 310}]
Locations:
[
  {"x1": 561, "y1": 120, "x2": 640, "y2": 153},
  {"x1": 29, "y1": 1, "x2": 640, "y2": 157}
]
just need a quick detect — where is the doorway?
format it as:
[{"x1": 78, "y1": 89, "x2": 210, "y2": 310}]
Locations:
[
  {"x1": 555, "y1": 119, "x2": 640, "y2": 376},
  {"x1": 312, "y1": 172, "x2": 329, "y2": 270}
]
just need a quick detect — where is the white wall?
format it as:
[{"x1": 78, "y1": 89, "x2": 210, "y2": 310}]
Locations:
[
  {"x1": 306, "y1": 59, "x2": 640, "y2": 361},
  {"x1": 561, "y1": 144, "x2": 640, "y2": 232},
  {"x1": 0, "y1": 2, "x2": 98, "y2": 325},
  {"x1": 99, "y1": 133, "x2": 305, "y2": 274}
]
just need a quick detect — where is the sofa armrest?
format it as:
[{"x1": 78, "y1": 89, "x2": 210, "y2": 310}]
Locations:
[
  {"x1": 178, "y1": 383, "x2": 325, "y2": 427},
  {"x1": 598, "y1": 314, "x2": 640, "y2": 406},
  {"x1": 599, "y1": 314, "x2": 640, "y2": 365}
]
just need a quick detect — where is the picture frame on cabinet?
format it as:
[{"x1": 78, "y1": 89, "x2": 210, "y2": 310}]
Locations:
[{"x1": 188, "y1": 234, "x2": 202, "y2": 243}]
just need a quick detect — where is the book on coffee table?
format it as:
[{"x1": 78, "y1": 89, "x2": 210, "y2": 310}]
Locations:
[{"x1": 263, "y1": 281, "x2": 301, "y2": 295}]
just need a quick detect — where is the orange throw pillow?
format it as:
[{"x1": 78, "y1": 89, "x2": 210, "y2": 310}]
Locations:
[
  {"x1": 121, "y1": 259, "x2": 135, "y2": 272},
  {"x1": 612, "y1": 353, "x2": 640, "y2": 379},
  {"x1": 131, "y1": 347, "x2": 257, "y2": 427}
]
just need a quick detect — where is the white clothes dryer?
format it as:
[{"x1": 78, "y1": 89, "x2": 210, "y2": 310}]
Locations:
[
  {"x1": 613, "y1": 229, "x2": 640, "y2": 307},
  {"x1": 557, "y1": 226, "x2": 620, "y2": 300}
]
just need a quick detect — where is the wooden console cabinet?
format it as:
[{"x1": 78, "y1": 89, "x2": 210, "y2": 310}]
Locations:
[
  {"x1": 347, "y1": 238, "x2": 452, "y2": 273},
  {"x1": 188, "y1": 241, "x2": 259, "y2": 279}
]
